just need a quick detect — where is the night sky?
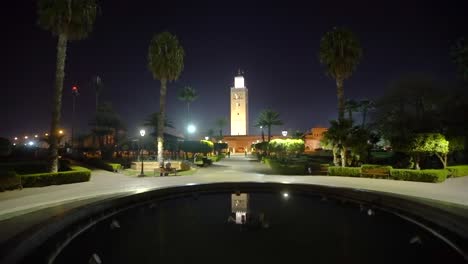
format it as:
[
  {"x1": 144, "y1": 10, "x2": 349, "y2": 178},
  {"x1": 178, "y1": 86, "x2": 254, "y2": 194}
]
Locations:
[{"x1": 2, "y1": 0, "x2": 467, "y2": 139}]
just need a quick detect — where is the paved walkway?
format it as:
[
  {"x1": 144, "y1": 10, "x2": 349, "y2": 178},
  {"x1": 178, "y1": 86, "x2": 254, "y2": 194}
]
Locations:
[{"x1": 1, "y1": 155, "x2": 468, "y2": 223}]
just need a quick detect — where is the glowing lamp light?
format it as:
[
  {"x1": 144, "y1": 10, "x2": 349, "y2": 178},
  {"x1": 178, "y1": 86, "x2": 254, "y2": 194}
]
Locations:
[
  {"x1": 24, "y1": 136, "x2": 28, "y2": 139},
  {"x1": 72, "y1": 86, "x2": 78, "y2": 91},
  {"x1": 14, "y1": 137, "x2": 18, "y2": 140},
  {"x1": 282, "y1": 131, "x2": 288, "y2": 137},
  {"x1": 45, "y1": 133, "x2": 49, "y2": 136},
  {"x1": 283, "y1": 192, "x2": 289, "y2": 198},
  {"x1": 187, "y1": 124, "x2": 196, "y2": 134},
  {"x1": 58, "y1": 130, "x2": 63, "y2": 135},
  {"x1": 140, "y1": 129, "x2": 146, "y2": 137},
  {"x1": 28, "y1": 141, "x2": 34, "y2": 146},
  {"x1": 13, "y1": 143, "x2": 16, "y2": 146},
  {"x1": 234, "y1": 76, "x2": 244, "y2": 88},
  {"x1": 205, "y1": 136, "x2": 209, "y2": 140},
  {"x1": 34, "y1": 135, "x2": 38, "y2": 138}
]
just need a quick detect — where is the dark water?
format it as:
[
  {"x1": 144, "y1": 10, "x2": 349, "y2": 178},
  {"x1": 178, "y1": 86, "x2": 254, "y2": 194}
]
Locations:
[{"x1": 51, "y1": 191, "x2": 464, "y2": 264}]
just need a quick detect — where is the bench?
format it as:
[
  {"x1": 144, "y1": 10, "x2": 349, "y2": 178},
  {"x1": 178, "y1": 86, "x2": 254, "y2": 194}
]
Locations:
[
  {"x1": 155, "y1": 166, "x2": 177, "y2": 176},
  {"x1": 361, "y1": 167, "x2": 391, "y2": 179}
]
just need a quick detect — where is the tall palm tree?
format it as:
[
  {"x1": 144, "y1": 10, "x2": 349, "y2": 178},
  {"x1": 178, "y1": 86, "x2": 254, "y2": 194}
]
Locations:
[
  {"x1": 148, "y1": 32, "x2": 185, "y2": 163},
  {"x1": 143, "y1": 112, "x2": 174, "y2": 137},
  {"x1": 38, "y1": 0, "x2": 98, "y2": 172},
  {"x1": 358, "y1": 99, "x2": 375, "y2": 127},
  {"x1": 178, "y1": 86, "x2": 198, "y2": 124},
  {"x1": 215, "y1": 117, "x2": 228, "y2": 139},
  {"x1": 255, "y1": 110, "x2": 283, "y2": 142},
  {"x1": 319, "y1": 27, "x2": 363, "y2": 121},
  {"x1": 344, "y1": 99, "x2": 360, "y2": 122}
]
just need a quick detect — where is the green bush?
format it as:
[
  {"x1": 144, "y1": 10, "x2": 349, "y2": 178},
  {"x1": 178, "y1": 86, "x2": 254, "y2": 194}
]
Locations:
[
  {"x1": 265, "y1": 158, "x2": 306, "y2": 175},
  {"x1": 328, "y1": 166, "x2": 361, "y2": 177},
  {"x1": 361, "y1": 164, "x2": 393, "y2": 178},
  {"x1": 179, "y1": 160, "x2": 191, "y2": 171},
  {"x1": 21, "y1": 166, "x2": 91, "y2": 187},
  {"x1": 86, "y1": 158, "x2": 122, "y2": 172},
  {"x1": 390, "y1": 169, "x2": 448, "y2": 183},
  {"x1": 0, "y1": 170, "x2": 21, "y2": 191},
  {"x1": 446, "y1": 165, "x2": 468, "y2": 178}
]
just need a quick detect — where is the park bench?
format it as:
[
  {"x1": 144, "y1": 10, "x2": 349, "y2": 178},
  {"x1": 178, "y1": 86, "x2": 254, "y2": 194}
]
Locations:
[
  {"x1": 155, "y1": 162, "x2": 178, "y2": 176},
  {"x1": 361, "y1": 166, "x2": 391, "y2": 179}
]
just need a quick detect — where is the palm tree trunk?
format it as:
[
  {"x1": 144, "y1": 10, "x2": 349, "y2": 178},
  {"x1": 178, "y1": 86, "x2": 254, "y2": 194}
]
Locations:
[
  {"x1": 48, "y1": 34, "x2": 68, "y2": 173},
  {"x1": 341, "y1": 146, "x2": 347, "y2": 167},
  {"x1": 362, "y1": 108, "x2": 367, "y2": 128},
  {"x1": 261, "y1": 128, "x2": 265, "y2": 142},
  {"x1": 157, "y1": 79, "x2": 167, "y2": 163},
  {"x1": 336, "y1": 78, "x2": 345, "y2": 120},
  {"x1": 267, "y1": 126, "x2": 271, "y2": 142}
]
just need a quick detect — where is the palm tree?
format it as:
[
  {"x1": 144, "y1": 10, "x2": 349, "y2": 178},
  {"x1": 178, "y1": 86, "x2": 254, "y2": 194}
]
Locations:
[
  {"x1": 215, "y1": 117, "x2": 228, "y2": 139},
  {"x1": 38, "y1": 0, "x2": 99, "y2": 172},
  {"x1": 178, "y1": 86, "x2": 198, "y2": 125},
  {"x1": 148, "y1": 32, "x2": 185, "y2": 163},
  {"x1": 322, "y1": 119, "x2": 353, "y2": 167},
  {"x1": 319, "y1": 27, "x2": 363, "y2": 120},
  {"x1": 255, "y1": 110, "x2": 283, "y2": 142},
  {"x1": 358, "y1": 99, "x2": 375, "y2": 127},
  {"x1": 143, "y1": 112, "x2": 174, "y2": 137},
  {"x1": 344, "y1": 99, "x2": 360, "y2": 122}
]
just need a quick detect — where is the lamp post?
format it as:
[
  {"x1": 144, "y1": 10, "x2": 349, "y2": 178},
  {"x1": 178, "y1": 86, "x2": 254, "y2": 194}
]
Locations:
[
  {"x1": 71, "y1": 85, "x2": 79, "y2": 150},
  {"x1": 139, "y1": 129, "x2": 146, "y2": 177},
  {"x1": 282, "y1": 130, "x2": 288, "y2": 137}
]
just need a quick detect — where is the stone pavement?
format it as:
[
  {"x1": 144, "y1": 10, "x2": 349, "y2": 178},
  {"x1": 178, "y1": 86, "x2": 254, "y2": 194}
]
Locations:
[{"x1": 1, "y1": 154, "x2": 468, "y2": 223}]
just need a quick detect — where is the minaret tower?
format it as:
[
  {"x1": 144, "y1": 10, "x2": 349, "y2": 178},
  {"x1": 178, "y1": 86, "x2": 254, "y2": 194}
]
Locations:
[{"x1": 230, "y1": 70, "x2": 249, "y2": 135}]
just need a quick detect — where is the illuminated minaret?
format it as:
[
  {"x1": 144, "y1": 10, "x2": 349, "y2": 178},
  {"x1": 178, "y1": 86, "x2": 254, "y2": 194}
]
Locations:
[{"x1": 230, "y1": 71, "x2": 249, "y2": 135}]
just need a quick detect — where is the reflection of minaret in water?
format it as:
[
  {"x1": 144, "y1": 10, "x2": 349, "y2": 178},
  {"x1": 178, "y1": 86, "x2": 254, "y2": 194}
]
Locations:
[{"x1": 231, "y1": 193, "x2": 248, "y2": 224}]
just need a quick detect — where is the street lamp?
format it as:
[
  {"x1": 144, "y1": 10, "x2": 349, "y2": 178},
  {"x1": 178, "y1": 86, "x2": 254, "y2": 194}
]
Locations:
[
  {"x1": 205, "y1": 136, "x2": 209, "y2": 140},
  {"x1": 282, "y1": 130, "x2": 288, "y2": 137},
  {"x1": 139, "y1": 129, "x2": 146, "y2": 177},
  {"x1": 187, "y1": 124, "x2": 196, "y2": 134}
]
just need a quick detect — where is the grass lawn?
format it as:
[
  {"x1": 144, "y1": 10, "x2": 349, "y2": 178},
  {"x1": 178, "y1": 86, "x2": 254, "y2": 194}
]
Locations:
[{"x1": 122, "y1": 168, "x2": 197, "y2": 177}]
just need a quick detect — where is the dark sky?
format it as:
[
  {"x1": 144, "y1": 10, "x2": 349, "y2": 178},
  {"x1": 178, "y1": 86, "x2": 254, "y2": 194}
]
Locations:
[{"x1": 2, "y1": 0, "x2": 467, "y2": 139}]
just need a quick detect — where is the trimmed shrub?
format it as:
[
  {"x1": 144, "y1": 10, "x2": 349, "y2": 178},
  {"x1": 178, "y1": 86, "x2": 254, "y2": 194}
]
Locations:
[
  {"x1": 361, "y1": 164, "x2": 393, "y2": 178},
  {"x1": 266, "y1": 158, "x2": 306, "y2": 175},
  {"x1": 390, "y1": 169, "x2": 448, "y2": 183},
  {"x1": 446, "y1": 165, "x2": 468, "y2": 178},
  {"x1": 21, "y1": 166, "x2": 91, "y2": 187},
  {"x1": 85, "y1": 158, "x2": 122, "y2": 172},
  {"x1": 0, "y1": 170, "x2": 21, "y2": 191},
  {"x1": 328, "y1": 166, "x2": 361, "y2": 177},
  {"x1": 180, "y1": 160, "x2": 191, "y2": 171}
]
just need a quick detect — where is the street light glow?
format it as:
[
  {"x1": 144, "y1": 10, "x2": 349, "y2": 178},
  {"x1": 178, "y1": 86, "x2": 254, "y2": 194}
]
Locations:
[
  {"x1": 24, "y1": 136, "x2": 28, "y2": 139},
  {"x1": 282, "y1": 130, "x2": 288, "y2": 137},
  {"x1": 14, "y1": 137, "x2": 18, "y2": 140},
  {"x1": 140, "y1": 129, "x2": 146, "y2": 137},
  {"x1": 283, "y1": 192, "x2": 289, "y2": 198},
  {"x1": 187, "y1": 124, "x2": 196, "y2": 134},
  {"x1": 34, "y1": 135, "x2": 38, "y2": 138},
  {"x1": 45, "y1": 133, "x2": 49, "y2": 136},
  {"x1": 28, "y1": 141, "x2": 34, "y2": 146},
  {"x1": 59, "y1": 130, "x2": 63, "y2": 135},
  {"x1": 205, "y1": 136, "x2": 209, "y2": 140}
]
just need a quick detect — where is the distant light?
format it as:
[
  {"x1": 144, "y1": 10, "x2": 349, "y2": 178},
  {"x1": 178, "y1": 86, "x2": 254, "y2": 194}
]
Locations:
[
  {"x1": 205, "y1": 136, "x2": 209, "y2": 140},
  {"x1": 186, "y1": 183, "x2": 197, "y2": 186},
  {"x1": 260, "y1": 126, "x2": 263, "y2": 129},
  {"x1": 45, "y1": 133, "x2": 49, "y2": 136},
  {"x1": 28, "y1": 141, "x2": 34, "y2": 146},
  {"x1": 140, "y1": 129, "x2": 146, "y2": 137},
  {"x1": 283, "y1": 192, "x2": 289, "y2": 198},
  {"x1": 282, "y1": 131, "x2": 288, "y2": 137},
  {"x1": 13, "y1": 143, "x2": 16, "y2": 146},
  {"x1": 281, "y1": 181, "x2": 291, "y2": 184},
  {"x1": 34, "y1": 135, "x2": 38, "y2": 138},
  {"x1": 14, "y1": 137, "x2": 18, "y2": 140},
  {"x1": 58, "y1": 130, "x2": 63, "y2": 135},
  {"x1": 256, "y1": 139, "x2": 260, "y2": 143},
  {"x1": 187, "y1": 124, "x2": 196, "y2": 134},
  {"x1": 234, "y1": 75, "x2": 244, "y2": 88},
  {"x1": 24, "y1": 136, "x2": 28, "y2": 139}
]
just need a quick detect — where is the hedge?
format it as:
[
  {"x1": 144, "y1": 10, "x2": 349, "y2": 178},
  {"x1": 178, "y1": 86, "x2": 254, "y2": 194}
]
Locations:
[
  {"x1": 0, "y1": 170, "x2": 21, "y2": 191},
  {"x1": 328, "y1": 166, "x2": 361, "y2": 177},
  {"x1": 446, "y1": 165, "x2": 468, "y2": 178},
  {"x1": 265, "y1": 158, "x2": 307, "y2": 175},
  {"x1": 85, "y1": 158, "x2": 122, "y2": 172},
  {"x1": 21, "y1": 166, "x2": 91, "y2": 187},
  {"x1": 390, "y1": 169, "x2": 448, "y2": 183}
]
